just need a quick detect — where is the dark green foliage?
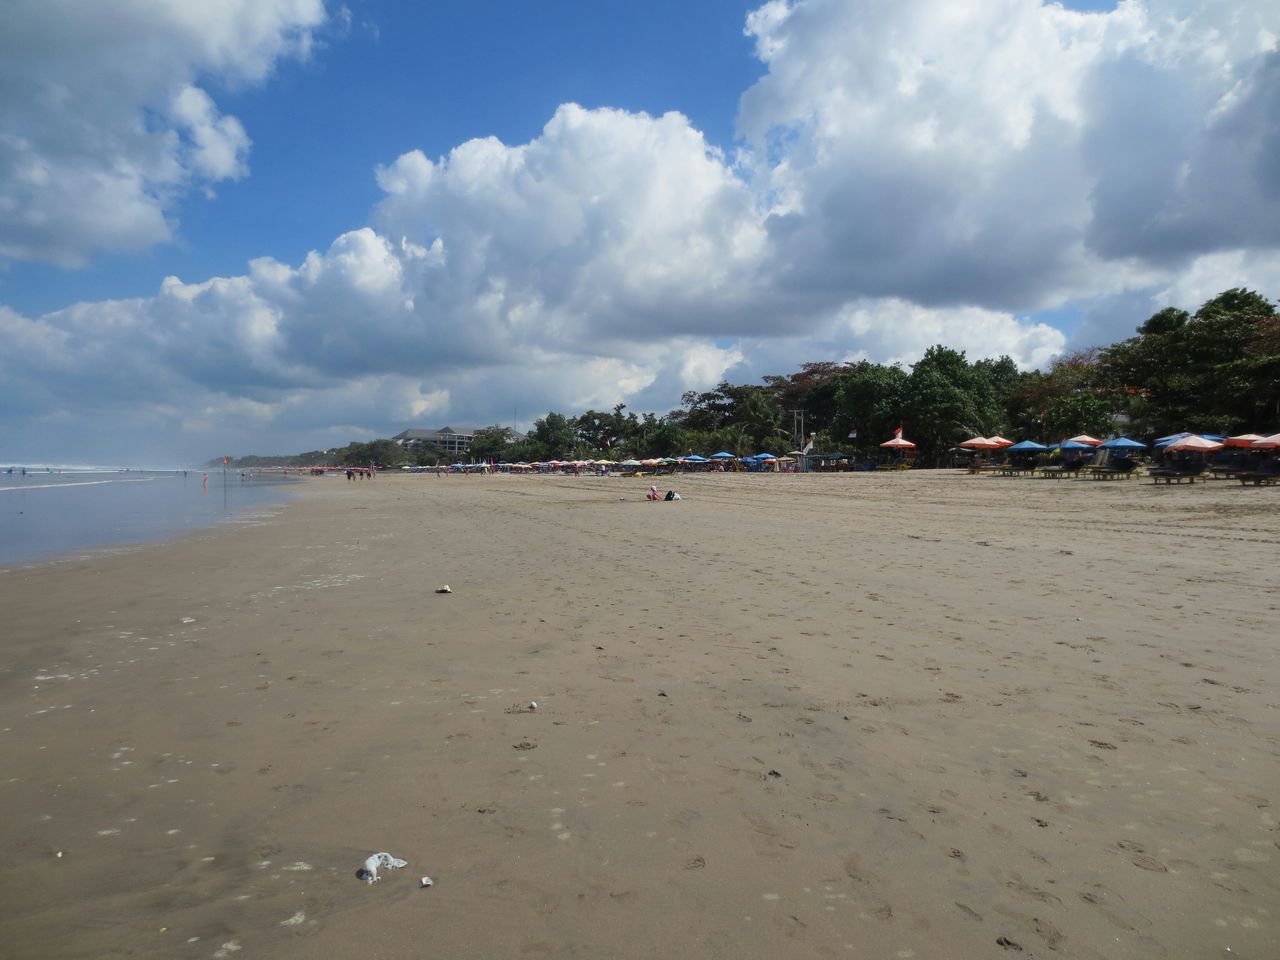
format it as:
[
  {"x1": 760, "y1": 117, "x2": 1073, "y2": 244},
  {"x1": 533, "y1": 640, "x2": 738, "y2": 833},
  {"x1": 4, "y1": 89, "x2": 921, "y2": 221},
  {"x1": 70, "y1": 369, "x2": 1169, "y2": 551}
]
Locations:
[
  {"x1": 332, "y1": 439, "x2": 407, "y2": 468},
  {"x1": 1100, "y1": 288, "x2": 1279, "y2": 435},
  {"x1": 218, "y1": 289, "x2": 1276, "y2": 466},
  {"x1": 467, "y1": 425, "x2": 517, "y2": 463},
  {"x1": 1005, "y1": 349, "x2": 1115, "y2": 442}
]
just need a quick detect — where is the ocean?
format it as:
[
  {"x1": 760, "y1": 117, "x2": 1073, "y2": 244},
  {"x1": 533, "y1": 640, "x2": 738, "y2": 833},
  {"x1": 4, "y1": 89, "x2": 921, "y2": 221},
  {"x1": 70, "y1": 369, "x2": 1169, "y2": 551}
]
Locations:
[{"x1": 0, "y1": 467, "x2": 301, "y2": 569}]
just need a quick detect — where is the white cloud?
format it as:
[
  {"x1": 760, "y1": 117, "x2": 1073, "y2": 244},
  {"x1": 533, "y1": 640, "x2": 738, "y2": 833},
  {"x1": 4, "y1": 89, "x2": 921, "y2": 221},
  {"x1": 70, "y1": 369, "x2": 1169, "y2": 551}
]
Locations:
[
  {"x1": 0, "y1": 0, "x2": 326, "y2": 266},
  {"x1": 374, "y1": 103, "x2": 769, "y2": 342},
  {"x1": 737, "y1": 0, "x2": 1280, "y2": 315},
  {"x1": 3, "y1": 0, "x2": 1278, "y2": 461}
]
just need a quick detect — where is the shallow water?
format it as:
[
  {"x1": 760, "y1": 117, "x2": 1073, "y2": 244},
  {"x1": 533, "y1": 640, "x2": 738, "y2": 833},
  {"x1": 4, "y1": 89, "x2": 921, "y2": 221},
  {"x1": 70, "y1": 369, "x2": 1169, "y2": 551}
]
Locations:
[{"x1": 0, "y1": 468, "x2": 299, "y2": 568}]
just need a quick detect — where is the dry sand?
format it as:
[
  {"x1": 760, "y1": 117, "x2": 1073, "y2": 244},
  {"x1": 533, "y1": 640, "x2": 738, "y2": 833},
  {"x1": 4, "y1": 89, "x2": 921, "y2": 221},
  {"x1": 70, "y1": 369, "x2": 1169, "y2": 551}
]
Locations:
[{"x1": 1, "y1": 471, "x2": 1277, "y2": 959}]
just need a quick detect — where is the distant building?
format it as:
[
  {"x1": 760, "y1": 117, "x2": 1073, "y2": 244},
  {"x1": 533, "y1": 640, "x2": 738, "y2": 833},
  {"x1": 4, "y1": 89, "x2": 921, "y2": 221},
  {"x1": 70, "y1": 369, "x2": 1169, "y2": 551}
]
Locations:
[{"x1": 392, "y1": 427, "x2": 476, "y2": 457}]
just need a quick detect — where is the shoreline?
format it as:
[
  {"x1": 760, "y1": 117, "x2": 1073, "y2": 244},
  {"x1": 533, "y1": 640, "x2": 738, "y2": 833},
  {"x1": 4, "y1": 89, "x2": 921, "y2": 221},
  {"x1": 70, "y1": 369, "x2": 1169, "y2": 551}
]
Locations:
[
  {"x1": 0, "y1": 472, "x2": 301, "y2": 573},
  {"x1": 1, "y1": 473, "x2": 1277, "y2": 958}
]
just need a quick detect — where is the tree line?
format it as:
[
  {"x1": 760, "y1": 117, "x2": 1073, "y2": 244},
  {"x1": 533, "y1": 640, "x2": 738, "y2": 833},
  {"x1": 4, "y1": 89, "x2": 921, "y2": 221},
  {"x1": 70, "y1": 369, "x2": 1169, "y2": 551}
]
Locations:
[{"x1": 223, "y1": 289, "x2": 1277, "y2": 469}]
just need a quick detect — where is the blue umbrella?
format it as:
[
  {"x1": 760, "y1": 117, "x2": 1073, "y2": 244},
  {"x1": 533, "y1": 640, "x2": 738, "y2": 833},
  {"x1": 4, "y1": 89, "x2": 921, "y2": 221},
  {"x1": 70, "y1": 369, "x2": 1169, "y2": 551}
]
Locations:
[
  {"x1": 681, "y1": 455, "x2": 709, "y2": 462},
  {"x1": 710, "y1": 451, "x2": 736, "y2": 459},
  {"x1": 753, "y1": 452, "x2": 779, "y2": 459},
  {"x1": 1006, "y1": 440, "x2": 1048, "y2": 451},
  {"x1": 1099, "y1": 436, "x2": 1147, "y2": 449},
  {"x1": 1058, "y1": 440, "x2": 1092, "y2": 451}
]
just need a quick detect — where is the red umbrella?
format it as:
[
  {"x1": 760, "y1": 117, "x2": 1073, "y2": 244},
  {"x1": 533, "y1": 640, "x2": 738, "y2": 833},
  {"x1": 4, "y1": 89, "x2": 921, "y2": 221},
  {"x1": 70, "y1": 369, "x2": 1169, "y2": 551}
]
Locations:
[
  {"x1": 1225, "y1": 433, "x2": 1266, "y2": 447},
  {"x1": 880, "y1": 437, "x2": 916, "y2": 449}
]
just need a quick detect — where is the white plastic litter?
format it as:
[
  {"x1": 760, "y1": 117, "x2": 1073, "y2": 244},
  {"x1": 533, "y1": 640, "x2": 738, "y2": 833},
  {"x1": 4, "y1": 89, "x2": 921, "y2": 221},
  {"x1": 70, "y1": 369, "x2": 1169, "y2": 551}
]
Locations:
[
  {"x1": 435, "y1": 586, "x2": 452, "y2": 594},
  {"x1": 359, "y1": 852, "x2": 408, "y2": 884},
  {"x1": 528, "y1": 701, "x2": 538, "y2": 711},
  {"x1": 420, "y1": 876, "x2": 434, "y2": 888}
]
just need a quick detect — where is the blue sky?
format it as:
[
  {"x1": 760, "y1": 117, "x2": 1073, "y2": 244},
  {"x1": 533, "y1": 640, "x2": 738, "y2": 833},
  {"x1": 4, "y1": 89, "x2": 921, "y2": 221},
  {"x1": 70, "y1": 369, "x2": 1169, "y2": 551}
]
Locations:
[
  {"x1": 1, "y1": 0, "x2": 1277, "y2": 462},
  {"x1": 4, "y1": 0, "x2": 769, "y2": 316}
]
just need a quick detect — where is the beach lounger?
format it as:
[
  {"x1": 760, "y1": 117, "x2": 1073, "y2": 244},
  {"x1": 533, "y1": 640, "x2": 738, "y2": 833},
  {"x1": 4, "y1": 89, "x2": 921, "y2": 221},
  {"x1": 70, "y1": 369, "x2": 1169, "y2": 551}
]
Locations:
[
  {"x1": 1085, "y1": 460, "x2": 1139, "y2": 480},
  {"x1": 1038, "y1": 461, "x2": 1084, "y2": 478},
  {"x1": 1236, "y1": 460, "x2": 1280, "y2": 486},
  {"x1": 1148, "y1": 462, "x2": 1207, "y2": 484}
]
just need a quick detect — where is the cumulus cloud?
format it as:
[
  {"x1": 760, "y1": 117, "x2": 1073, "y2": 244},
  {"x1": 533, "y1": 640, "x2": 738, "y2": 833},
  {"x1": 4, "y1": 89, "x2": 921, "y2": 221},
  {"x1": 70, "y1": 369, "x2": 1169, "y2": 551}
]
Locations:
[
  {"x1": 373, "y1": 104, "x2": 769, "y2": 342},
  {"x1": 0, "y1": 0, "x2": 327, "y2": 266},
  {"x1": 737, "y1": 0, "x2": 1280, "y2": 315},
  {"x1": 3, "y1": 0, "x2": 1279, "y2": 461}
]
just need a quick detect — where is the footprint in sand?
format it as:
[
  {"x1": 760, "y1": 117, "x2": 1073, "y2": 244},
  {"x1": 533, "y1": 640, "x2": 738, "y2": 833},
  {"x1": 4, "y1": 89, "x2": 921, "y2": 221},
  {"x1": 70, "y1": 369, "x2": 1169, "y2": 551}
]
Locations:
[
  {"x1": 1034, "y1": 917, "x2": 1064, "y2": 950},
  {"x1": 1131, "y1": 855, "x2": 1168, "y2": 872}
]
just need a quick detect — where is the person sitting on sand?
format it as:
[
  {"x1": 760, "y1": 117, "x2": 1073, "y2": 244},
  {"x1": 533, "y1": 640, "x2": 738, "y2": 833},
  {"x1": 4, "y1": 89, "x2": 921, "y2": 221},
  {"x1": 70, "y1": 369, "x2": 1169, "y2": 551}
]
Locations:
[{"x1": 647, "y1": 484, "x2": 661, "y2": 501}]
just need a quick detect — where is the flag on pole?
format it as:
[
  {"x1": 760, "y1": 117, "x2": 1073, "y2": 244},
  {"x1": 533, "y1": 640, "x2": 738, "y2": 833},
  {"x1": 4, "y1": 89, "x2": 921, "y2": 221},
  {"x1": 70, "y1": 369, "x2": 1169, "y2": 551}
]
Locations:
[{"x1": 894, "y1": 424, "x2": 903, "y2": 440}]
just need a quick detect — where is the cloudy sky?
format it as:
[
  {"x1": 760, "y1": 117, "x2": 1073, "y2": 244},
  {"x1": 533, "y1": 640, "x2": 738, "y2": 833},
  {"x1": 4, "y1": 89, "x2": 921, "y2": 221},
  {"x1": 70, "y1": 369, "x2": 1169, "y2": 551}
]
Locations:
[{"x1": 2, "y1": 0, "x2": 1278, "y2": 464}]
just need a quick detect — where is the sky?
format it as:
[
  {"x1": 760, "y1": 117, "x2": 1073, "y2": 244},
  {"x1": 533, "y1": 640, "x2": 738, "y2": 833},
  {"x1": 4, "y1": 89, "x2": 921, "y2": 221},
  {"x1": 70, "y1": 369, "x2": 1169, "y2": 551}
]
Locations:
[{"x1": 2, "y1": 0, "x2": 1278, "y2": 464}]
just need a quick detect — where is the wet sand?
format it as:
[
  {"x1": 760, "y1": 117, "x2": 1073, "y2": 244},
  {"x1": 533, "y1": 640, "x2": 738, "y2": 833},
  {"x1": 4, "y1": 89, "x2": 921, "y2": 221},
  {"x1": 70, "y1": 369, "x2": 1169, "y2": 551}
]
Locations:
[{"x1": 1, "y1": 471, "x2": 1277, "y2": 959}]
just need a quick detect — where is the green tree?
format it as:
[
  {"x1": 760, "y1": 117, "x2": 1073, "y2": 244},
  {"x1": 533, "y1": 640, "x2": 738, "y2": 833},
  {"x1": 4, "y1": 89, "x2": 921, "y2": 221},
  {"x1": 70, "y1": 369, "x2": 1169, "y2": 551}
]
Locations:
[
  {"x1": 334, "y1": 439, "x2": 407, "y2": 468},
  {"x1": 832, "y1": 361, "x2": 910, "y2": 453},
  {"x1": 738, "y1": 391, "x2": 790, "y2": 451},
  {"x1": 1005, "y1": 349, "x2": 1116, "y2": 441},
  {"x1": 468, "y1": 425, "x2": 515, "y2": 463},
  {"x1": 1101, "y1": 289, "x2": 1279, "y2": 435},
  {"x1": 575, "y1": 404, "x2": 636, "y2": 453}
]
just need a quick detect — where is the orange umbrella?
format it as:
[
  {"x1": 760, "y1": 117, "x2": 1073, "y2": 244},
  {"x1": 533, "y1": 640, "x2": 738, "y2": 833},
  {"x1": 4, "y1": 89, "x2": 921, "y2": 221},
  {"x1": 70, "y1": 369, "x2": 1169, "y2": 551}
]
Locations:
[
  {"x1": 1249, "y1": 433, "x2": 1280, "y2": 449},
  {"x1": 1067, "y1": 434, "x2": 1103, "y2": 446},
  {"x1": 880, "y1": 437, "x2": 916, "y2": 449},
  {"x1": 959, "y1": 436, "x2": 998, "y2": 449},
  {"x1": 986, "y1": 435, "x2": 1014, "y2": 446},
  {"x1": 1225, "y1": 433, "x2": 1266, "y2": 447}
]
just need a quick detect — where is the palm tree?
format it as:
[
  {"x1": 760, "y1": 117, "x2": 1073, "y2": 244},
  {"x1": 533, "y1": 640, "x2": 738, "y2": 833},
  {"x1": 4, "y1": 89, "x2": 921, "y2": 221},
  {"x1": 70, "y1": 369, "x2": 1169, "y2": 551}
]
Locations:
[{"x1": 740, "y1": 393, "x2": 790, "y2": 451}]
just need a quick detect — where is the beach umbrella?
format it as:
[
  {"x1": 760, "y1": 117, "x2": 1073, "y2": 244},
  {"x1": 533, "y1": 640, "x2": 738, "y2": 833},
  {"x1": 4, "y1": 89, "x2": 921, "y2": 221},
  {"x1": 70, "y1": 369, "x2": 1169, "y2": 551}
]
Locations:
[
  {"x1": 959, "y1": 436, "x2": 998, "y2": 449},
  {"x1": 1099, "y1": 437, "x2": 1147, "y2": 450},
  {"x1": 620, "y1": 459, "x2": 641, "y2": 466},
  {"x1": 880, "y1": 437, "x2": 916, "y2": 449},
  {"x1": 681, "y1": 455, "x2": 709, "y2": 462},
  {"x1": 753, "y1": 452, "x2": 778, "y2": 460},
  {"x1": 987, "y1": 435, "x2": 1014, "y2": 446},
  {"x1": 1225, "y1": 434, "x2": 1266, "y2": 447},
  {"x1": 1067, "y1": 434, "x2": 1103, "y2": 446},
  {"x1": 1157, "y1": 435, "x2": 1223, "y2": 450},
  {"x1": 1057, "y1": 440, "x2": 1092, "y2": 451},
  {"x1": 1248, "y1": 433, "x2": 1280, "y2": 449},
  {"x1": 1006, "y1": 440, "x2": 1049, "y2": 451},
  {"x1": 1166, "y1": 435, "x2": 1224, "y2": 452},
  {"x1": 710, "y1": 451, "x2": 735, "y2": 459}
]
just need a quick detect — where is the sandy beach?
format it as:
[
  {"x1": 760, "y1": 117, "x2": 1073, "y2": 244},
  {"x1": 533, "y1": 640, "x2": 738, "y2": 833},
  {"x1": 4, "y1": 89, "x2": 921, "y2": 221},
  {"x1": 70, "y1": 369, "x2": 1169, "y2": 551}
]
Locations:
[{"x1": 1, "y1": 471, "x2": 1277, "y2": 959}]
